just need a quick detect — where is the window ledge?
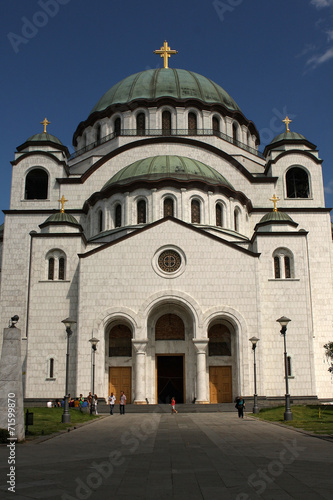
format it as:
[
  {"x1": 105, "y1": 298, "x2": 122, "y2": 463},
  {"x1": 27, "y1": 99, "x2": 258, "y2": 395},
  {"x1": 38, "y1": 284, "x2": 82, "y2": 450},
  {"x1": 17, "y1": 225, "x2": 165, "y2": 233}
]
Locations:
[
  {"x1": 268, "y1": 279, "x2": 300, "y2": 282},
  {"x1": 39, "y1": 280, "x2": 70, "y2": 283},
  {"x1": 45, "y1": 378, "x2": 56, "y2": 381}
]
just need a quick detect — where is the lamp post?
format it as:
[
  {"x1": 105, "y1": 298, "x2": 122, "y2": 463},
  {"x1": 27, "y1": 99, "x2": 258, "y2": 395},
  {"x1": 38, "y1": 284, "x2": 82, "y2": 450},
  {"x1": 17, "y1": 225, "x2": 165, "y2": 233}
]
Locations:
[
  {"x1": 61, "y1": 317, "x2": 76, "y2": 424},
  {"x1": 277, "y1": 316, "x2": 293, "y2": 421},
  {"x1": 249, "y1": 336, "x2": 259, "y2": 414},
  {"x1": 89, "y1": 337, "x2": 99, "y2": 414}
]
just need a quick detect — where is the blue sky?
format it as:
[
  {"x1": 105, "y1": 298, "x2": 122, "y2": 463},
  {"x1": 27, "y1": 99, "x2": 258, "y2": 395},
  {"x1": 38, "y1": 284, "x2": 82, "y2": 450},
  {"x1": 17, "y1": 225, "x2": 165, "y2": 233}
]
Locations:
[{"x1": 1, "y1": 0, "x2": 333, "y2": 225}]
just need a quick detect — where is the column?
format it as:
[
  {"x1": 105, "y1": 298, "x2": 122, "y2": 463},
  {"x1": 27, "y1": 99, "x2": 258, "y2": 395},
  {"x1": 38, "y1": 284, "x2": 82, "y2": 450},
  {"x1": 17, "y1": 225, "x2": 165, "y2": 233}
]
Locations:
[
  {"x1": 181, "y1": 188, "x2": 187, "y2": 222},
  {"x1": 207, "y1": 191, "x2": 213, "y2": 225},
  {"x1": 132, "y1": 340, "x2": 148, "y2": 404},
  {"x1": 124, "y1": 192, "x2": 130, "y2": 226},
  {"x1": 193, "y1": 340, "x2": 209, "y2": 404},
  {"x1": 151, "y1": 188, "x2": 157, "y2": 222}
]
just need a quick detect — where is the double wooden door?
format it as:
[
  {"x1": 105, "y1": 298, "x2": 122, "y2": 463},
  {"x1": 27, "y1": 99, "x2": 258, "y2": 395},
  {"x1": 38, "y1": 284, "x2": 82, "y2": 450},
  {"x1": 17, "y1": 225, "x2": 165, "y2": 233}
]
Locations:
[
  {"x1": 109, "y1": 367, "x2": 131, "y2": 403},
  {"x1": 209, "y1": 366, "x2": 232, "y2": 403}
]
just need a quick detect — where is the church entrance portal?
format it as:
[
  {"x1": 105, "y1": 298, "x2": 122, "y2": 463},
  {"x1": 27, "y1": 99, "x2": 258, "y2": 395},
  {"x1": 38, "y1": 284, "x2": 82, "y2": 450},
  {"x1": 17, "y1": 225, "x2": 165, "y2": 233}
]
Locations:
[{"x1": 156, "y1": 355, "x2": 184, "y2": 404}]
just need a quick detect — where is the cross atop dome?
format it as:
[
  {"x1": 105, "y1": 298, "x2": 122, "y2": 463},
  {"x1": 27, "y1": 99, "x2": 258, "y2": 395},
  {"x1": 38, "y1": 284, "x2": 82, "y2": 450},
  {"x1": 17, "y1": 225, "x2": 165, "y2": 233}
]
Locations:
[
  {"x1": 154, "y1": 40, "x2": 178, "y2": 69},
  {"x1": 40, "y1": 117, "x2": 50, "y2": 134},
  {"x1": 58, "y1": 195, "x2": 68, "y2": 213},
  {"x1": 270, "y1": 194, "x2": 280, "y2": 212},
  {"x1": 282, "y1": 116, "x2": 292, "y2": 133}
]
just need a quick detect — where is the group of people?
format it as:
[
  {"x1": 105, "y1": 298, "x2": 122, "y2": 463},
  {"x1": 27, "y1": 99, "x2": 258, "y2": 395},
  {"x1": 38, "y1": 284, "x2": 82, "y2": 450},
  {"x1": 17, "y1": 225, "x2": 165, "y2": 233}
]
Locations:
[{"x1": 108, "y1": 391, "x2": 126, "y2": 414}]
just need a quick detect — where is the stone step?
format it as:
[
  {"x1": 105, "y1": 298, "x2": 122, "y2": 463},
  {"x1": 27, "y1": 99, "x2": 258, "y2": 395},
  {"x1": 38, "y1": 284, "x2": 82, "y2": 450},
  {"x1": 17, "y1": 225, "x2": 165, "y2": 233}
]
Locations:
[{"x1": 96, "y1": 403, "x2": 236, "y2": 414}]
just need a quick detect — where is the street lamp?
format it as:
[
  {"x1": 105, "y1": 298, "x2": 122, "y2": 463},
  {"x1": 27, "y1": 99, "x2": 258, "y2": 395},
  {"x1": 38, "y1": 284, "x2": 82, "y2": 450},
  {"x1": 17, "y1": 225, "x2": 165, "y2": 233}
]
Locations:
[
  {"x1": 277, "y1": 316, "x2": 293, "y2": 421},
  {"x1": 249, "y1": 336, "x2": 260, "y2": 414},
  {"x1": 61, "y1": 317, "x2": 76, "y2": 424},
  {"x1": 89, "y1": 337, "x2": 99, "y2": 414}
]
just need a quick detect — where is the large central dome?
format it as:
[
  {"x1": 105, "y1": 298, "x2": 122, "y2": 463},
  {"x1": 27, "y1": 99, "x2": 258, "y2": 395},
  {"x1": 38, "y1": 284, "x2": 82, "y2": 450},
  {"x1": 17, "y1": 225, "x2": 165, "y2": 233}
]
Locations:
[{"x1": 90, "y1": 68, "x2": 241, "y2": 115}]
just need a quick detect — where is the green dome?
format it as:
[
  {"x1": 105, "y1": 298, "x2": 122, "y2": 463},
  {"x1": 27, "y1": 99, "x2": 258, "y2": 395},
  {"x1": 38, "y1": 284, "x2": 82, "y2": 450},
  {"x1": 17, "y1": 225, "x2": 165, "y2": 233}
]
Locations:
[
  {"x1": 26, "y1": 133, "x2": 63, "y2": 145},
  {"x1": 90, "y1": 69, "x2": 241, "y2": 114},
  {"x1": 270, "y1": 131, "x2": 306, "y2": 145},
  {"x1": 259, "y1": 211, "x2": 294, "y2": 224},
  {"x1": 43, "y1": 212, "x2": 79, "y2": 225},
  {"x1": 103, "y1": 155, "x2": 234, "y2": 189}
]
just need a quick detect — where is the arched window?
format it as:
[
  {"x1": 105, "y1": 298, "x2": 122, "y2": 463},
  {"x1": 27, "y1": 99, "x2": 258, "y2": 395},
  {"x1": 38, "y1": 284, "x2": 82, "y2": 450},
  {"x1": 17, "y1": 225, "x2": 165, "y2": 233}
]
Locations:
[
  {"x1": 115, "y1": 204, "x2": 122, "y2": 228},
  {"x1": 247, "y1": 130, "x2": 251, "y2": 145},
  {"x1": 114, "y1": 118, "x2": 121, "y2": 136},
  {"x1": 234, "y1": 208, "x2": 240, "y2": 232},
  {"x1": 48, "y1": 257, "x2": 55, "y2": 280},
  {"x1": 47, "y1": 251, "x2": 66, "y2": 281},
  {"x1": 98, "y1": 210, "x2": 103, "y2": 232},
  {"x1": 109, "y1": 324, "x2": 132, "y2": 357},
  {"x1": 188, "y1": 112, "x2": 197, "y2": 134},
  {"x1": 136, "y1": 113, "x2": 145, "y2": 135},
  {"x1": 164, "y1": 198, "x2": 174, "y2": 217},
  {"x1": 191, "y1": 200, "x2": 201, "y2": 223},
  {"x1": 162, "y1": 110, "x2": 171, "y2": 135},
  {"x1": 286, "y1": 167, "x2": 310, "y2": 198},
  {"x1": 273, "y1": 248, "x2": 294, "y2": 279},
  {"x1": 155, "y1": 314, "x2": 185, "y2": 340},
  {"x1": 232, "y1": 122, "x2": 238, "y2": 142},
  {"x1": 96, "y1": 124, "x2": 101, "y2": 143},
  {"x1": 213, "y1": 117, "x2": 220, "y2": 135},
  {"x1": 137, "y1": 200, "x2": 146, "y2": 224},
  {"x1": 208, "y1": 323, "x2": 232, "y2": 356},
  {"x1": 25, "y1": 168, "x2": 48, "y2": 200},
  {"x1": 216, "y1": 204, "x2": 223, "y2": 227},
  {"x1": 49, "y1": 358, "x2": 54, "y2": 378}
]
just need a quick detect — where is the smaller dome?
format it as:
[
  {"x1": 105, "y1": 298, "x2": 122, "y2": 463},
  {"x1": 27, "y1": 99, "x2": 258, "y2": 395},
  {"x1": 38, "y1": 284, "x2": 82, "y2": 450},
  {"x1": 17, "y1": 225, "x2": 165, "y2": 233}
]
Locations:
[
  {"x1": 43, "y1": 212, "x2": 79, "y2": 225},
  {"x1": 270, "y1": 131, "x2": 306, "y2": 145},
  {"x1": 26, "y1": 132, "x2": 63, "y2": 145},
  {"x1": 259, "y1": 211, "x2": 295, "y2": 224},
  {"x1": 103, "y1": 155, "x2": 234, "y2": 190}
]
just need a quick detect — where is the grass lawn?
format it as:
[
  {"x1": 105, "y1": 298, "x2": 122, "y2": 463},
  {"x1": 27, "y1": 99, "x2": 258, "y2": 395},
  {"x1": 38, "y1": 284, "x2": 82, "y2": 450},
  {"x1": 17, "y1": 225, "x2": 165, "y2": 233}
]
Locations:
[
  {"x1": 252, "y1": 405, "x2": 333, "y2": 434},
  {"x1": 24, "y1": 407, "x2": 99, "y2": 438}
]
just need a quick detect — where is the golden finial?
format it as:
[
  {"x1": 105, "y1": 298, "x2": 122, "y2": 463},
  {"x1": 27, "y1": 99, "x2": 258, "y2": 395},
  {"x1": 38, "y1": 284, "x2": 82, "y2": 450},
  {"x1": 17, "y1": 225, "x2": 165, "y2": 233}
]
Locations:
[
  {"x1": 282, "y1": 116, "x2": 292, "y2": 133},
  {"x1": 270, "y1": 194, "x2": 280, "y2": 212},
  {"x1": 154, "y1": 40, "x2": 178, "y2": 69},
  {"x1": 41, "y1": 117, "x2": 50, "y2": 134},
  {"x1": 58, "y1": 195, "x2": 68, "y2": 213}
]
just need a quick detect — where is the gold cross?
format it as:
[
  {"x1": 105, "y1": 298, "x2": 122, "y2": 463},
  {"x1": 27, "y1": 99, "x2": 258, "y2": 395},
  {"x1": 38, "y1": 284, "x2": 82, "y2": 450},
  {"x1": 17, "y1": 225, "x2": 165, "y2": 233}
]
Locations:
[
  {"x1": 270, "y1": 194, "x2": 280, "y2": 212},
  {"x1": 154, "y1": 40, "x2": 178, "y2": 69},
  {"x1": 41, "y1": 117, "x2": 50, "y2": 133},
  {"x1": 282, "y1": 116, "x2": 292, "y2": 133},
  {"x1": 58, "y1": 195, "x2": 68, "y2": 213}
]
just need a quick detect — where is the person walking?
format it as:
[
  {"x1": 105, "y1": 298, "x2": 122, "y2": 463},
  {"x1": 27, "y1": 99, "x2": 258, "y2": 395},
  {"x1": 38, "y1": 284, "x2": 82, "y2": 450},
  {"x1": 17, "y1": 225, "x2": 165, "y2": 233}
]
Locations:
[
  {"x1": 171, "y1": 396, "x2": 178, "y2": 414},
  {"x1": 87, "y1": 392, "x2": 93, "y2": 413},
  {"x1": 108, "y1": 392, "x2": 116, "y2": 415},
  {"x1": 119, "y1": 391, "x2": 126, "y2": 415},
  {"x1": 94, "y1": 394, "x2": 98, "y2": 415},
  {"x1": 235, "y1": 396, "x2": 245, "y2": 418}
]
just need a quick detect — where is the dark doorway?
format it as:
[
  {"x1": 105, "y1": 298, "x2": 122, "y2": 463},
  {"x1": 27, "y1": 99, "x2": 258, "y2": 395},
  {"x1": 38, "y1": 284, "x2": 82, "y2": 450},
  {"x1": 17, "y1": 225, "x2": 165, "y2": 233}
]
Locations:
[{"x1": 157, "y1": 355, "x2": 184, "y2": 404}]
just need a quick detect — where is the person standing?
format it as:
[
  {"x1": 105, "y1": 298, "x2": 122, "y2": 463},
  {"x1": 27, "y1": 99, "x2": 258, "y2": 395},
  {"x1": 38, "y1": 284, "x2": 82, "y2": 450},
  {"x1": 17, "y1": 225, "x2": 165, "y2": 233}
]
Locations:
[
  {"x1": 94, "y1": 394, "x2": 98, "y2": 415},
  {"x1": 236, "y1": 396, "x2": 245, "y2": 418},
  {"x1": 171, "y1": 396, "x2": 178, "y2": 414},
  {"x1": 119, "y1": 391, "x2": 126, "y2": 415},
  {"x1": 87, "y1": 392, "x2": 93, "y2": 413},
  {"x1": 108, "y1": 392, "x2": 116, "y2": 415}
]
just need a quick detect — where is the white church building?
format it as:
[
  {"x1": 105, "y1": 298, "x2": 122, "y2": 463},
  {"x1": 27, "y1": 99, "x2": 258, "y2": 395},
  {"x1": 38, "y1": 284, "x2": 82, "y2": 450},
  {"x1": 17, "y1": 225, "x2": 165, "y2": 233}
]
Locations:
[{"x1": 1, "y1": 42, "x2": 333, "y2": 405}]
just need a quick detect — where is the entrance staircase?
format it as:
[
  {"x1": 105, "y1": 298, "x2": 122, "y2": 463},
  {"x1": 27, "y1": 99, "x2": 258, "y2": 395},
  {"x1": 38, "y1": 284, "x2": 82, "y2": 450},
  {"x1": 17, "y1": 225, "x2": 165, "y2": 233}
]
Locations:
[{"x1": 96, "y1": 402, "x2": 236, "y2": 414}]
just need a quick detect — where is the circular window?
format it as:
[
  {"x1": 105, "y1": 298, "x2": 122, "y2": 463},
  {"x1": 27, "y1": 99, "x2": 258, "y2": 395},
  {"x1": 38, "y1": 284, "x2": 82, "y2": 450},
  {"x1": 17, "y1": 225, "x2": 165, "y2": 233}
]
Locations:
[{"x1": 158, "y1": 250, "x2": 181, "y2": 273}]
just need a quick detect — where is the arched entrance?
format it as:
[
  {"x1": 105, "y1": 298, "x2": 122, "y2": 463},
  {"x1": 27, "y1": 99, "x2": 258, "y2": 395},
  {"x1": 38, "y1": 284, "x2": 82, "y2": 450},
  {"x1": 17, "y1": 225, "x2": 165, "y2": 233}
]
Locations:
[{"x1": 106, "y1": 321, "x2": 133, "y2": 403}]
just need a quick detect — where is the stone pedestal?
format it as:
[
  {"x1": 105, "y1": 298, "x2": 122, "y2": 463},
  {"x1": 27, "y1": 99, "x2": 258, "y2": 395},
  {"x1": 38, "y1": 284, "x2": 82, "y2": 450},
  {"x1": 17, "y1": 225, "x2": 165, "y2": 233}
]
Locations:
[
  {"x1": 132, "y1": 340, "x2": 148, "y2": 404},
  {"x1": 193, "y1": 340, "x2": 209, "y2": 404},
  {"x1": 0, "y1": 327, "x2": 25, "y2": 441}
]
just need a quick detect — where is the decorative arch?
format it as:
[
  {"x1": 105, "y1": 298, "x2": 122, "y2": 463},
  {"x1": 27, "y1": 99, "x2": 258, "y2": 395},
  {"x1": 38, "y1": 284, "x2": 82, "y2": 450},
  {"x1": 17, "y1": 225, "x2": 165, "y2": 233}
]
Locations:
[
  {"x1": 232, "y1": 122, "x2": 239, "y2": 142},
  {"x1": 162, "y1": 109, "x2": 172, "y2": 134},
  {"x1": 273, "y1": 247, "x2": 294, "y2": 279},
  {"x1": 191, "y1": 199, "x2": 201, "y2": 224},
  {"x1": 113, "y1": 116, "x2": 121, "y2": 136},
  {"x1": 45, "y1": 249, "x2": 67, "y2": 281},
  {"x1": 212, "y1": 116, "x2": 220, "y2": 135},
  {"x1": 188, "y1": 112, "x2": 198, "y2": 134},
  {"x1": 163, "y1": 197, "x2": 174, "y2": 217},
  {"x1": 234, "y1": 207, "x2": 241, "y2": 232},
  {"x1": 137, "y1": 199, "x2": 147, "y2": 224},
  {"x1": 136, "y1": 112, "x2": 146, "y2": 135},
  {"x1": 25, "y1": 168, "x2": 49, "y2": 200}
]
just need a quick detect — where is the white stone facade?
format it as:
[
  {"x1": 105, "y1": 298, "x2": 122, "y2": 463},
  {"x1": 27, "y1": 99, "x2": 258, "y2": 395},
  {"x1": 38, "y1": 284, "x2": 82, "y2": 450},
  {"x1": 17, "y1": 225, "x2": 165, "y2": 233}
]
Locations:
[{"x1": 1, "y1": 67, "x2": 333, "y2": 404}]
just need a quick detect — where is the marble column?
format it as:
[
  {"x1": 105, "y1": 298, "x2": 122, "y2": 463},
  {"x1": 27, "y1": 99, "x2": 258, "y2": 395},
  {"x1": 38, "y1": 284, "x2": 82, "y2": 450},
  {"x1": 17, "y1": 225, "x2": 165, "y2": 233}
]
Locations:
[
  {"x1": 193, "y1": 340, "x2": 209, "y2": 404},
  {"x1": 0, "y1": 326, "x2": 24, "y2": 440},
  {"x1": 132, "y1": 340, "x2": 148, "y2": 404}
]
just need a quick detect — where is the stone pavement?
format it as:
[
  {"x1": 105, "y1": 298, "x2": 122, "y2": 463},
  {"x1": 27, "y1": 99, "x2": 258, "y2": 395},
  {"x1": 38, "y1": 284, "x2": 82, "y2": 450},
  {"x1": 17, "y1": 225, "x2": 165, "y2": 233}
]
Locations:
[{"x1": 0, "y1": 412, "x2": 332, "y2": 500}]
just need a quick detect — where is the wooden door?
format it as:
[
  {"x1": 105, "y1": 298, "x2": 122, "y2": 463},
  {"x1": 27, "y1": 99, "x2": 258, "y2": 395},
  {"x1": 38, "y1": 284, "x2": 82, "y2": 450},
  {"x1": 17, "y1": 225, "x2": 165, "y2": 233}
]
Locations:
[
  {"x1": 209, "y1": 366, "x2": 232, "y2": 403},
  {"x1": 109, "y1": 367, "x2": 131, "y2": 403}
]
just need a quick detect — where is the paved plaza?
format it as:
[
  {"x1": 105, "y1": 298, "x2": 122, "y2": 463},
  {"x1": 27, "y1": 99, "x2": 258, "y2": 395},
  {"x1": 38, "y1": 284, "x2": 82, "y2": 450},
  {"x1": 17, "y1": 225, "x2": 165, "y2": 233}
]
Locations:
[{"x1": 0, "y1": 412, "x2": 332, "y2": 499}]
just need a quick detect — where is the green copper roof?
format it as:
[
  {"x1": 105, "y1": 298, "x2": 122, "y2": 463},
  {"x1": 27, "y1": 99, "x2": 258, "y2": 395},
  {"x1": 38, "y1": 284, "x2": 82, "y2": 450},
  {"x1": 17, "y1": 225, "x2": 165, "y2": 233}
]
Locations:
[
  {"x1": 103, "y1": 155, "x2": 234, "y2": 189},
  {"x1": 270, "y1": 131, "x2": 306, "y2": 145},
  {"x1": 259, "y1": 211, "x2": 294, "y2": 224},
  {"x1": 43, "y1": 212, "x2": 79, "y2": 225},
  {"x1": 26, "y1": 133, "x2": 63, "y2": 145},
  {"x1": 90, "y1": 69, "x2": 241, "y2": 114}
]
